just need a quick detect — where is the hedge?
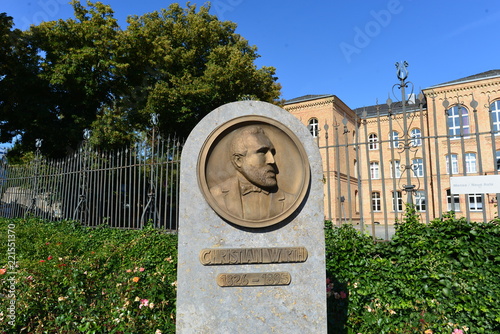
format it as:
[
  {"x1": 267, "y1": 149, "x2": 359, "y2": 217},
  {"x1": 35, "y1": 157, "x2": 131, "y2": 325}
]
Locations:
[{"x1": 1, "y1": 207, "x2": 499, "y2": 333}]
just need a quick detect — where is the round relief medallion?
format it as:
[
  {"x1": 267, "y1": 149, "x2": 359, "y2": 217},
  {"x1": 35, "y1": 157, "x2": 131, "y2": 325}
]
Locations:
[{"x1": 197, "y1": 115, "x2": 310, "y2": 228}]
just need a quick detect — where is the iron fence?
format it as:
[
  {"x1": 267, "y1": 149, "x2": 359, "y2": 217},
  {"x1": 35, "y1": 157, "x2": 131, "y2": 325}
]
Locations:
[
  {"x1": 1, "y1": 97, "x2": 499, "y2": 239},
  {"x1": 0, "y1": 136, "x2": 183, "y2": 231},
  {"x1": 317, "y1": 95, "x2": 500, "y2": 240}
]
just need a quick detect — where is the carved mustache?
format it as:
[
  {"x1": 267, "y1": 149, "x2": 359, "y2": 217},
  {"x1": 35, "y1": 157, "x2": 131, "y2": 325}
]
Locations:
[{"x1": 264, "y1": 166, "x2": 277, "y2": 177}]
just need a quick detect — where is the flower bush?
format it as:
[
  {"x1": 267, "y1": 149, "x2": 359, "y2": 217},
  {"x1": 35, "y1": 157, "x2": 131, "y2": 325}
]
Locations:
[
  {"x1": 0, "y1": 218, "x2": 177, "y2": 333},
  {"x1": 1, "y1": 207, "x2": 500, "y2": 333}
]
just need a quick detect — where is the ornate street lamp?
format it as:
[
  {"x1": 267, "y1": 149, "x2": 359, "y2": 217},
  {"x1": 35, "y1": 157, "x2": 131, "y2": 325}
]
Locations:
[{"x1": 388, "y1": 61, "x2": 416, "y2": 204}]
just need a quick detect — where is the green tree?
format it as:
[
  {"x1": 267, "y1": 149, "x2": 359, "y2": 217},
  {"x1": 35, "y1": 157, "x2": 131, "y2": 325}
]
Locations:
[
  {"x1": 0, "y1": 13, "x2": 51, "y2": 156},
  {"x1": 1, "y1": 1, "x2": 281, "y2": 157},
  {"x1": 119, "y1": 3, "x2": 281, "y2": 138},
  {"x1": 26, "y1": 0, "x2": 125, "y2": 155}
]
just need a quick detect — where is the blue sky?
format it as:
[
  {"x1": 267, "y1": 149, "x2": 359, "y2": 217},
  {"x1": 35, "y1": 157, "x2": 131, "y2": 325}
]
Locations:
[{"x1": 3, "y1": 0, "x2": 500, "y2": 110}]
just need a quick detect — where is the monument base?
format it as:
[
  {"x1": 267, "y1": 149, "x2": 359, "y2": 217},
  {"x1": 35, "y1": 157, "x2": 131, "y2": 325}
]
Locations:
[{"x1": 176, "y1": 101, "x2": 327, "y2": 333}]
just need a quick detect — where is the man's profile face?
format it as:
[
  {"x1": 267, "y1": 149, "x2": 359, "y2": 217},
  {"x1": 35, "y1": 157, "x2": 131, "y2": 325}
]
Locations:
[{"x1": 238, "y1": 132, "x2": 277, "y2": 189}]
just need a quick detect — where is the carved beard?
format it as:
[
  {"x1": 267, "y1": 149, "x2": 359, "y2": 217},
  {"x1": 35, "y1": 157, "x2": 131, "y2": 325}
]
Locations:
[{"x1": 240, "y1": 164, "x2": 277, "y2": 190}]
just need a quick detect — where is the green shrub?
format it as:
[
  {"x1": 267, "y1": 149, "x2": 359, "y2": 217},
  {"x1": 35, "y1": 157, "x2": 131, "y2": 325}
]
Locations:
[
  {"x1": 0, "y1": 218, "x2": 177, "y2": 333},
  {"x1": 325, "y1": 221, "x2": 376, "y2": 333},
  {"x1": 325, "y1": 207, "x2": 500, "y2": 334},
  {"x1": 2, "y1": 211, "x2": 500, "y2": 334}
]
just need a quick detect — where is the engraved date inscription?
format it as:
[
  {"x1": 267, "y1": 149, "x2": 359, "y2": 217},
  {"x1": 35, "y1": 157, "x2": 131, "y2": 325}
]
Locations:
[{"x1": 216, "y1": 272, "x2": 291, "y2": 287}]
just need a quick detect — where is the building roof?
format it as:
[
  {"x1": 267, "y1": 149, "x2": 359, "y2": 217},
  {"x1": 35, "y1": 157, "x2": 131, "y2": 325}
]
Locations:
[
  {"x1": 283, "y1": 92, "x2": 424, "y2": 118},
  {"x1": 352, "y1": 100, "x2": 424, "y2": 119},
  {"x1": 285, "y1": 70, "x2": 499, "y2": 118},
  {"x1": 426, "y1": 69, "x2": 500, "y2": 89},
  {"x1": 284, "y1": 94, "x2": 425, "y2": 119},
  {"x1": 284, "y1": 94, "x2": 334, "y2": 104}
]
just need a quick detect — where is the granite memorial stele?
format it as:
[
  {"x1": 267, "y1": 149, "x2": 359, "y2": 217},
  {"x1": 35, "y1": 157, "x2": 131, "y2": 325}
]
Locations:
[{"x1": 176, "y1": 101, "x2": 327, "y2": 333}]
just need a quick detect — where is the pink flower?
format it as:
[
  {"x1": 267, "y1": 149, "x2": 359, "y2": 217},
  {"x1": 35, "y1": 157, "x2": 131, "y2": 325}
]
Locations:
[
  {"x1": 126, "y1": 269, "x2": 132, "y2": 273},
  {"x1": 139, "y1": 299, "x2": 149, "y2": 309},
  {"x1": 452, "y1": 329, "x2": 464, "y2": 334},
  {"x1": 340, "y1": 291, "x2": 347, "y2": 299},
  {"x1": 0, "y1": 268, "x2": 6, "y2": 275},
  {"x1": 139, "y1": 267, "x2": 145, "y2": 272},
  {"x1": 39, "y1": 260, "x2": 46, "y2": 263},
  {"x1": 326, "y1": 278, "x2": 334, "y2": 294},
  {"x1": 47, "y1": 256, "x2": 53, "y2": 260}
]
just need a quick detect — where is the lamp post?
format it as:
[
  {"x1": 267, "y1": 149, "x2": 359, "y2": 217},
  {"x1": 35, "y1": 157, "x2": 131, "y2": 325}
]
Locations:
[{"x1": 388, "y1": 61, "x2": 415, "y2": 205}]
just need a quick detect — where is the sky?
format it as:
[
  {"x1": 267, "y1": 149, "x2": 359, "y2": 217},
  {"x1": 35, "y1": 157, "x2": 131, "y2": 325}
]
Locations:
[{"x1": 2, "y1": 0, "x2": 500, "y2": 110}]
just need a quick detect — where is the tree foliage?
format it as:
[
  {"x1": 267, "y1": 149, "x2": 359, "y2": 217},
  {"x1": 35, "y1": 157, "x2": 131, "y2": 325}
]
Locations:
[
  {"x1": 0, "y1": 13, "x2": 52, "y2": 156},
  {"x1": 0, "y1": 1, "x2": 281, "y2": 158}
]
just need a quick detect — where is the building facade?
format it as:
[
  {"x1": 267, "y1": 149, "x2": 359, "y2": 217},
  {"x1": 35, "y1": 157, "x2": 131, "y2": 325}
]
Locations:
[
  {"x1": 284, "y1": 95, "x2": 360, "y2": 224},
  {"x1": 284, "y1": 70, "x2": 500, "y2": 227}
]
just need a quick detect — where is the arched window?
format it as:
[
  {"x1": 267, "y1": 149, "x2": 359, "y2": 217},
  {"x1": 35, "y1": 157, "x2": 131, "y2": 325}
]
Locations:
[
  {"x1": 392, "y1": 191, "x2": 403, "y2": 212},
  {"x1": 468, "y1": 194, "x2": 483, "y2": 211},
  {"x1": 465, "y1": 153, "x2": 477, "y2": 173},
  {"x1": 415, "y1": 191, "x2": 426, "y2": 212},
  {"x1": 446, "y1": 189, "x2": 460, "y2": 211},
  {"x1": 391, "y1": 160, "x2": 401, "y2": 178},
  {"x1": 446, "y1": 154, "x2": 459, "y2": 174},
  {"x1": 490, "y1": 100, "x2": 500, "y2": 134},
  {"x1": 354, "y1": 190, "x2": 359, "y2": 213},
  {"x1": 411, "y1": 128, "x2": 422, "y2": 146},
  {"x1": 389, "y1": 131, "x2": 400, "y2": 148},
  {"x1": 370, "y1": 161, "x2": 380, "y2": 179},
  {"x1": 371, "y1": 192, "x2": 381, "y2": 212},
  {"x1": 308, "y1": 118, "x2": 319, "y2": 137},
  {"x1": 496, "y1": 151, "x2": 500, "y2": 171},
  {"x1": 368, "y1": 133, "x2": 379, "y2": 150},
  {"x1": 447, "y1": 105, "x2": 469, "y2": 139},
  {"x1": 412, "y1": 158, "x2": 424, "y2": 177}
]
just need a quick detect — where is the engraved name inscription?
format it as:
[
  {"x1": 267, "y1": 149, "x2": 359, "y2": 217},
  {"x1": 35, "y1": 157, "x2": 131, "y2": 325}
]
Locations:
[
  {"x1": 217, "y1": 272, "x2": 291, "y2": 287},
  {"x1": 199, "y1": 247, "x2": 308, "y2": 265}
]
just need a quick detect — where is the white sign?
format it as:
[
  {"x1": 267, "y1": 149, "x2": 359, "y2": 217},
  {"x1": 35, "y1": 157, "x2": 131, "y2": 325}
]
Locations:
[{"x1": 450, "y1": 175, "x2": 500, "y2": 194}]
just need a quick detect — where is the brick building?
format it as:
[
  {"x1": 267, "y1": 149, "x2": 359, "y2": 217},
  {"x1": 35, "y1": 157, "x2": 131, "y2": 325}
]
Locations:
[{"x1": 284, "y1": 70, "x2": 500, "y2": 226}]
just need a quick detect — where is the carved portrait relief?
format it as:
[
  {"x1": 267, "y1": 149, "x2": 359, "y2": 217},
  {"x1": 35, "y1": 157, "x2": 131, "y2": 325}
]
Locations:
[{"x1": 198, "y1": 116, "x2": 310, "y2": 228}]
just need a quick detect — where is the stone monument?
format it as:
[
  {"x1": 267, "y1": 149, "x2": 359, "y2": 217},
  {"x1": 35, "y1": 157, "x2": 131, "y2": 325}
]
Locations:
[{"x1": 176, "y1": 101, "x2": 327, "y2": 333}]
